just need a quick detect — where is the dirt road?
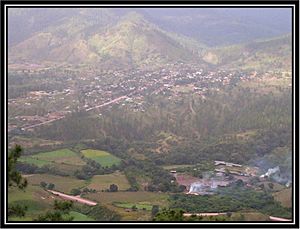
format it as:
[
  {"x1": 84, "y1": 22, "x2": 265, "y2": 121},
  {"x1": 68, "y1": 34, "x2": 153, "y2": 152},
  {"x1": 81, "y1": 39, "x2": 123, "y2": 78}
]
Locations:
[
  {"x1": 183, "y1": 213, "x2": 227, "y2": 217},
  {"x1": 269, "y1": 216, "x2": 291, "y2": 221},
  {"x1": 48, "y1": 190, "x2": 97, "y2": 206}
]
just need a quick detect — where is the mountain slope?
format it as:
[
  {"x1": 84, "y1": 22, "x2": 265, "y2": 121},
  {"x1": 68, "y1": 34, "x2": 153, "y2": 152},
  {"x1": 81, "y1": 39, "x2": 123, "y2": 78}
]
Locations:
[
  {"x1": 9, "y1": 12, "x2": 203, "y2": 68},
  {"x1": 202, "y1": 34, "x2": 292, "y2": 71}
]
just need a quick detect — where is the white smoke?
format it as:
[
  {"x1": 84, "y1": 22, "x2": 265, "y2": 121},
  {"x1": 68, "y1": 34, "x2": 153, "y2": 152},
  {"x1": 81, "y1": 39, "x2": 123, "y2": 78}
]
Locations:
[
  {"x1": 188, "y1": 180, "x2": 219, "y2": 194},
  {"x1": 188, "y1": 182, "x2": 205, "y2": 193},
  {"x1": 260, "y1": 166, "x2": 280, "y2": 178}
]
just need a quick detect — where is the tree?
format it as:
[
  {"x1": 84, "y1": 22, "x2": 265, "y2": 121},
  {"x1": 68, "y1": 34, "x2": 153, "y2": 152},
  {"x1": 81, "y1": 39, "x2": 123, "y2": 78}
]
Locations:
[
  {"x1": 131, "y1": 205, "x2": 138, "y2": 211},
  {"x1": 35, "y1": 200, "x2": 74, "y2": 221},
  {"x1": 151, "y1": 205, "x2": 159, "y2": 217},
  {"x1": 109, "y1": 184, "x2": 118, "y2": 192},
  {"x1": 268, "y1": 183, "x2": 274, "y2": 189},
  {"x1": 40, "y1": 181, "x2": 47, "y2": 188},
  {"x1": 8, "y1": 145, "x2": 27, "y2": 189},
  {"x1": 8, "y1": 145, "x2": 28, "y2": 218},
  {"x1": 8, "y1": 204, "x2": 28, "y2": 217},
  {"x1": 71, "y1": 188, "x2": 81, "y2": 196},
  {"x1": 153, "y1": 208, "x2": 185, "y2": 221},
  {"x1": 47, "y1": 183, "x2": 55, "y2": 190}
]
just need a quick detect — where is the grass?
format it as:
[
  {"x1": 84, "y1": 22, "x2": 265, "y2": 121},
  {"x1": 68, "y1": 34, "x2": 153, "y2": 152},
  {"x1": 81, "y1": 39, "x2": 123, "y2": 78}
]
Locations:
[
  {"x1": 231, "y1": 211, "x2": 269, "y2": 221},
  {"x1": 87, "y1": 172, "x2": 130, "y2": 191},
  {"x1": 273, "y1": 188, "x2": 292, "y2": 208},
  {"x1": 20, "y1": 148, "x2": 86, "y2": 168},
  {"x1": 81, "y1": 149, "x2": 121, "y2": 167},
  {"x1": 84, "y1": 191, "x2": 168, "y2": 221},
  {"x1": 26, "y1": 174, "x2": 88, "y2": 194},
  {"x1": 8, "y1": 185, "x2": 58, "y2": 221},
  {"x1": 113, "y1": 202, "x2": 153, "y2": 211},
  {"x1": 69, "y1": 211, "x2": 95, "y2": 221},
  {"x1": 19, "y1": 157, "x2": 50, "y2": 167},
  {"x1": 84, "y1": 191, "x2": 169, "y2": 207}
]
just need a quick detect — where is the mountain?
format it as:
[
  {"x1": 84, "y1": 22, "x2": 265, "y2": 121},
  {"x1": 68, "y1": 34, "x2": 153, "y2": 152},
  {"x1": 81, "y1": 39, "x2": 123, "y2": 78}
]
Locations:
[
  {"x1": 8, "y1": 8, "x2": 291, "y2": 69},
  {"x1": 141, "y1": 8, "x2": 292, "y2": 46},
  {"x1": 9, "y1": 11, "x2": 203, "y2": 68},
  {"x1": 202, "y1": 34, "x2": 292, "y2": 71}
]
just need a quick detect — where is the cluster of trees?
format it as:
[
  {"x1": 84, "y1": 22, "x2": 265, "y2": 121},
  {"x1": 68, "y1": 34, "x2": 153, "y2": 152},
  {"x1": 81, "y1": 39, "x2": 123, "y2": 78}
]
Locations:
[
  {"x1": 35, "y1": 200, "x2": 74, "y2": 221},
  {"x1": 123, "y1": 160, "x2": 183, "y2": 192},
  {"x1": 169, "y1": 185, "x2": 291, "y2": 219},
  {"x1": 29, "y1": 82, "x2": 291, "y2": 169},
  {"x1": 153, "y1": 208, "x2": 232, "y2": 221},
  {"x1": 71, "y1": 204, "x2": 121, "y2": 221},
  {"x1": 74, "y1": 158, "x2": 120, "y2": 180},
  {"x1": 8, "y1": 145, "x2": 28, "y2": 218},
  {"x1": 40, "y1": 181, "x2": 55, "y2": 190}
]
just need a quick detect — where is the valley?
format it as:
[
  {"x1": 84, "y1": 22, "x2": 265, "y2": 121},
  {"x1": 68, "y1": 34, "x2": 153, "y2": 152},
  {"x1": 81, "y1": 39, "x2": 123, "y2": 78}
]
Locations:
[{"x1": 6, "y1": 7, "x2": 293, "y2": 223}]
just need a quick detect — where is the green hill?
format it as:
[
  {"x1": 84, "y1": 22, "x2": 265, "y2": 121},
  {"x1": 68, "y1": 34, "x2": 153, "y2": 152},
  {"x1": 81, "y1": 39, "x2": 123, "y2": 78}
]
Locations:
[
  {"x1": 9, "y1": 12, "x2": 203, "y2": 69},
  {"x1": 203, "y1": 34, "x2": 292, "y2": 71}
]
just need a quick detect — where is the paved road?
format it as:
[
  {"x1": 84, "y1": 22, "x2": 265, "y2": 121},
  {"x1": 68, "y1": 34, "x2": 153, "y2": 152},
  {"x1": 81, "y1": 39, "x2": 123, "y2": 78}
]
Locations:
[
  {"x1": 21, "y1": 116, "x2": 65, "y2": 130},
  {"x1": 85, "y1": 95, "x2": 128, "y2": 111},
  {"x1": 19, "y1": 95, "x2": 128, "y2": 130},
  {"x1": 48, "y1": 190, "x2": 97, "y2": 206}
]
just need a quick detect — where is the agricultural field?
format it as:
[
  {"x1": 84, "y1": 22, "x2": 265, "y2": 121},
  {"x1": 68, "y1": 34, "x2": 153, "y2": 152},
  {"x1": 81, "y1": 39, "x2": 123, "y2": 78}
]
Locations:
[
  {"x1": 8, "y1": 136, "x2": 62, "y2": 149},
  {"x1": 81, "y1": 149, "x2": 121, "y2": 167},
  {"x1": 20, "y1": 148, "x2": 86, "y2": 167},
  {"x1": 87, "y1": 172, "x2": 130, "y2": 191},
  {"x1": 26, "y1": 174, "x2": 88, "y2": 194}
]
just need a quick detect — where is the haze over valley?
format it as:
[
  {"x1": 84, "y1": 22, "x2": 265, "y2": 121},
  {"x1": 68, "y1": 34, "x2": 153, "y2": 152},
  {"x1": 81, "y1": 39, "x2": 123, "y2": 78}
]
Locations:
[{"x1": 7, "y1": 8, "x2": 293, "y2": 222}]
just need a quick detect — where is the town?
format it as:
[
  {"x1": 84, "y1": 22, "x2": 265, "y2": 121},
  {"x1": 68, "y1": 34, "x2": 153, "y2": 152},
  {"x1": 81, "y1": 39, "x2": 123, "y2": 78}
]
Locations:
[{"x1": 8, "y1": 63, "x2": 260, "y2": 135}]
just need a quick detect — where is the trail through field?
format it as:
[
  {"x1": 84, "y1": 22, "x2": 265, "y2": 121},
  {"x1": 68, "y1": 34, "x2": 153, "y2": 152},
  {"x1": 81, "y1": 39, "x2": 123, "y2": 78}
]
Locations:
[{"x1": 48, "y1": 190, "x2": 97, "y2": 206}]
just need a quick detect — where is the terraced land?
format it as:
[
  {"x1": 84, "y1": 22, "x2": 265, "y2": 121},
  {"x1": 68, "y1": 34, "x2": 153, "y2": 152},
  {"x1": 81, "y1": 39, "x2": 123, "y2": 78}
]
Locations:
[
  {"x1": 87, "y1": 172, "x2": 130, "y2": 191},
  {"x1": 81, "y1": 149, "x2": 121, "y2": 167}
]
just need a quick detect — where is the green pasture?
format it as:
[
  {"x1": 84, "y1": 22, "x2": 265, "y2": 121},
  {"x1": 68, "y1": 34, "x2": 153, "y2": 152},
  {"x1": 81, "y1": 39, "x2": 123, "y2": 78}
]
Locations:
[{"x1": 81, "y1": 149, "x2": 121, "y2": 167}]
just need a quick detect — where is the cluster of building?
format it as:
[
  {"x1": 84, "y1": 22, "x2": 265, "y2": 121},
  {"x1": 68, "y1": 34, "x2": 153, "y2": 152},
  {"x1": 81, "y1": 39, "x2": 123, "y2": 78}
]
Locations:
[{"x1": 8, "y1": 64, "x2": 260, "y2": 132}]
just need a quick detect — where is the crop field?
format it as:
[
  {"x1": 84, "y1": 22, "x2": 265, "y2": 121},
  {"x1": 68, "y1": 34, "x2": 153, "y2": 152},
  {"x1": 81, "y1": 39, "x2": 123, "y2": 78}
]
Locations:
[
  {"x1": 27, "y1": 174, "x2": 88, "y2": 194},
  {"x1": 81, "y1": 149, "x2": 121, "y2": 167},
  {"x1": 8, "y1": 136, "x2": 62, "y2": 149},
  {"x1": 87, "y1": 172, "x2": 130, "y2": 191},
  {"x1": 20, "y1": 148, "x2": 86, "y2": 168}
]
